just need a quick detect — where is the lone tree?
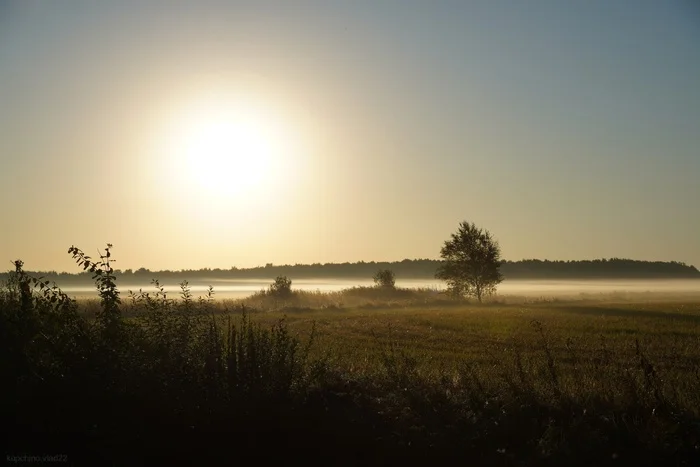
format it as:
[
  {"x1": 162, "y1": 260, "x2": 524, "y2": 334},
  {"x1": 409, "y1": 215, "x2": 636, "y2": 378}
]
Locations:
[
  {"x1": 435, "y1": 221, "x2": 504, "y2": 302},
  {"x1": 373, "y1": 269, "x2": 396, "y2": 289},
  {"x1": 269, "y1": 275, "x2": 292, "y2": 298}
]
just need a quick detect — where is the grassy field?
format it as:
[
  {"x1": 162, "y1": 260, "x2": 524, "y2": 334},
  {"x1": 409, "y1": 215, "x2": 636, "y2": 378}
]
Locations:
[
  {"x1": 234, "y1": 294, "x2": 700, "y2": 466},
  {"x1": 4, "y1": 266, "x2": 700, "y2": 466},
  {"x1": 225, "y1": 296, "x2": 700, "y2": 419},
  {"x1": 249, "y1": 300, "x2": 700, "y2": 383}
]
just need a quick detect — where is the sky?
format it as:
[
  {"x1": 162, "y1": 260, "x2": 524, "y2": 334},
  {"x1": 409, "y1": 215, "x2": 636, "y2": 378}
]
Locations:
[{"x1": 1, "y1": 0, "x2": 698, "y2": 272}]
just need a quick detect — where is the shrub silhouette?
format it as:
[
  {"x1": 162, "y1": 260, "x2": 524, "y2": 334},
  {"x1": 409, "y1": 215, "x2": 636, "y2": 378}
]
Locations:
[
  {"x1": 269, "y1": 275, "x2": 293, "y2": 298},
  {"x1": 373, "y1": 269, "x2": 396, "y2": 289}
]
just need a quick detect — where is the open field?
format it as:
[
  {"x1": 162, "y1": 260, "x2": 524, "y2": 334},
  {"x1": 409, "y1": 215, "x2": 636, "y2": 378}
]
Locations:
[
  {"x1": 4, "y1": 270, "x2": 700, "y2": 466},
  {"x1": 249, "y1": 300, "x2": 700, "y2": 382},
  {"x1": 223, "y1": 296, "x2": 700, "y2": 420},
  {"x1": 83, "y1": 287, "x2": 700, "y2": 419}
]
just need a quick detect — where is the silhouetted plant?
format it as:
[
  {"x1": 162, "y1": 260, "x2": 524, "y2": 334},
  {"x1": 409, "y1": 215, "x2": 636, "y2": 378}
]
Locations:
[
  {"x1": 373, "y1": 269, "x2": 396, "y2": 289},
  {"x1": 269, "y1": 275, "x2": 293, "y2": 298},
  {"x1": 68, "y1": 243, "x2": 120, "y2": 332},
  {"x1": 202, "y1": 312, "x2": 319, "y2": 403}
]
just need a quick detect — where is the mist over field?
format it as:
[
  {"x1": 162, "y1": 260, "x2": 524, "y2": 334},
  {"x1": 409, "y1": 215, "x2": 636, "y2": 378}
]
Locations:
[
  {"x1": 6, "y1": 257, "x2": 699, "y2": 300},
  {"x1": 56, "y1": 277, "x2": 700, "y2": 301}
]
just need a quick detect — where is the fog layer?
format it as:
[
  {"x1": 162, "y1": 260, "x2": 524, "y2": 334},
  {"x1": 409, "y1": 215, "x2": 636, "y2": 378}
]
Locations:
[{"x1": 59, "y1": 278, "x2": 700, "y2": 300}]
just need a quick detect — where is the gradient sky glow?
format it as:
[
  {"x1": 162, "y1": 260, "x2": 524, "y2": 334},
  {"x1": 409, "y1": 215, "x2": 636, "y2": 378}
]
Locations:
[{"x1": 1, "y1": 0, "x2": 698, "y2": 272}]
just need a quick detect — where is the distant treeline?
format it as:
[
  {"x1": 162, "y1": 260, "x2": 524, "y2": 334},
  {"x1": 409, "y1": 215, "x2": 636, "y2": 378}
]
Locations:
[{"x1": 2, "y1": 258, "x2": 699, "y2": 284}]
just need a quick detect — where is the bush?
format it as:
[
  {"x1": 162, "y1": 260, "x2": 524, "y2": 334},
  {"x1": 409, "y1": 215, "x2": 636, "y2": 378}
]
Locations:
[
  {"x1": 269, "y1": 275, "x2": 293, "y2": 298},
  {"x1": 1, "y1": 246, "x2": 325, "y2": 464},
  {"x1": 373, "y1": 269, "x2": 396, "y2": 289}
]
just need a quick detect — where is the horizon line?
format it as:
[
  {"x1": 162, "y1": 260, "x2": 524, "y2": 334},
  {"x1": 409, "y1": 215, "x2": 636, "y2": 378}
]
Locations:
[{"x1": 3, "y1": 257, "x2": 698, "y2": 275}]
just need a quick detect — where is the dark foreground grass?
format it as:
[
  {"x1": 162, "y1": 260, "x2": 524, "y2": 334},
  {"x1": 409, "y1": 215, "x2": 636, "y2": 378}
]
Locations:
[{"x1": 2, "y1": 261, "x2": 700, "y2": 466}]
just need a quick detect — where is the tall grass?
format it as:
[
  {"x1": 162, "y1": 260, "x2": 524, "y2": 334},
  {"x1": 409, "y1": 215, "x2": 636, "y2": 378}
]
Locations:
[{"x1": 2, "y1": 249, "x2": 322, "y2": 465}]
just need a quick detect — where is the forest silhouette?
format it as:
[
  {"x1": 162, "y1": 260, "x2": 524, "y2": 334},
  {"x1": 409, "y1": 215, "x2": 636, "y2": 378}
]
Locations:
[{"x1": 4, "y1": 258, "x2": 698, "y2": 284}]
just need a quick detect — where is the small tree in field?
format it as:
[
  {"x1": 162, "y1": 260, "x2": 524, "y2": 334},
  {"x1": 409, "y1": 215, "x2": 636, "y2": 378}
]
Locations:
[
  {"x1": 269, "y1": 275, "x2": 292, "y2": 298},
  {"x1": 373, "y1": 269, "x2": 396, "y2": 289},
  {"x1": 435, "y1": 221, "x2": 503, "y2": 302}
]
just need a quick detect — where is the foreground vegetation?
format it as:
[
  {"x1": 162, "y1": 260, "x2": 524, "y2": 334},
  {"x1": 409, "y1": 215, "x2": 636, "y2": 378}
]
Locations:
[{"x1": 2, "y1": 249, "x2": 700, "y2": 466}]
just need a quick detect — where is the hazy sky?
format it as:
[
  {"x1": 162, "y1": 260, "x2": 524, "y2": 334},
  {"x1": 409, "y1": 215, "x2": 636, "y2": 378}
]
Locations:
[{"x1": 1, "y1": 1, "x2": 698, "y2": 272}]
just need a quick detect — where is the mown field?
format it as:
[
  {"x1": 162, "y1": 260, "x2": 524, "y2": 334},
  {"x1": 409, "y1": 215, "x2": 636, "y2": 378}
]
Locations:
[
  {"x1": 251, "y1": 301, "x2": 696, "y2": 376},
  {"x1": 223, "y1": 294, "x2": 700, "y2": 466},
  {"x1": 238, "y1": 297, "x2": 700, "y2": 420},
  {"x1": 4, "y1": 265, "x2": 700, "y2": 466}
]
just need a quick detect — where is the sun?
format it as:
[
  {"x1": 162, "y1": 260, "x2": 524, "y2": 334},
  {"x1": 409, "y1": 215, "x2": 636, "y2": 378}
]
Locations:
[
  {"x1": 161, "y1": 94, "x2": 297, "y2": 205},
  {"x1": 180, "y1": 113, "x2": 274, "y2": 198}
]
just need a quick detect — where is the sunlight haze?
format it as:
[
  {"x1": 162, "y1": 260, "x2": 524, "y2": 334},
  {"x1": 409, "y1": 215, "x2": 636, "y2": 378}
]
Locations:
[{"x1": 1, "y1": 1, "x2": 698, "y2": 272}]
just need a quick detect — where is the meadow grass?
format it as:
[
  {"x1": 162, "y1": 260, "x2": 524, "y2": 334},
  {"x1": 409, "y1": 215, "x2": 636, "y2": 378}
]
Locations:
[
  {"x1": 246, "y1": 301, "x2": 700, "y2": 408},
  {"x1": 3, "y1": 263, "x2": 700, "y2": 466}
]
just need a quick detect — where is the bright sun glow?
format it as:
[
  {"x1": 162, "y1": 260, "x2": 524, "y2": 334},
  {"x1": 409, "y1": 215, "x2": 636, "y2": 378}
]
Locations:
[
  {"x1": 161, "y1": 93, "x2": 298, "y2": 207},
  {"x1": 181, "y1": 114, "x2": 273, "y2": 197}
]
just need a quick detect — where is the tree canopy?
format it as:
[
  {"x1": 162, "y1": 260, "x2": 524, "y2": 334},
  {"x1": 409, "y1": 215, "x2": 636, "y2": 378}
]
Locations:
[{"x1": 435, "y1": 221, "x2": 503, "y2": 302}]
